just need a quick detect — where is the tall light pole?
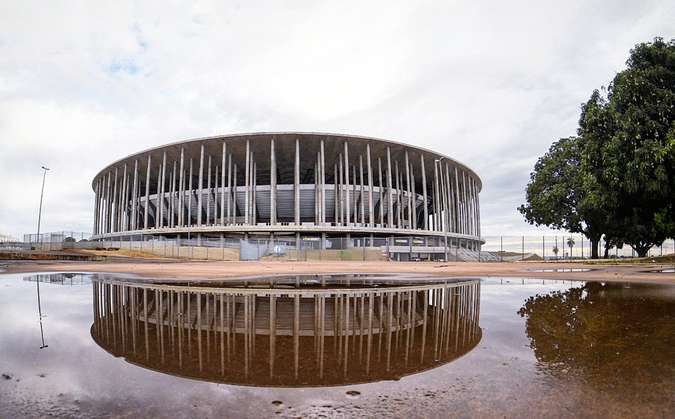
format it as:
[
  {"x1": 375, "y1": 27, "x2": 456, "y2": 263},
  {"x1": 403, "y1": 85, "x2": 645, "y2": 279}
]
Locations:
[{"x1": 36, "y1": 166, "x2": 49, "y2": 248}]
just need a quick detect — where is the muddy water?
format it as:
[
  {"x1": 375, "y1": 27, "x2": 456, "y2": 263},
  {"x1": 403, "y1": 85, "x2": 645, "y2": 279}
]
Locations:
[{"x1": 1, "y1": 273, "x2": 673, "y2": 418}]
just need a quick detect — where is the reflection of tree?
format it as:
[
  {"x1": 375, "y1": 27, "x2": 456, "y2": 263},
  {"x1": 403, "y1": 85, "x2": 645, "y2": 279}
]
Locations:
[{"x1": 518, "y1": 283, "x2": 675, "y2": 389}]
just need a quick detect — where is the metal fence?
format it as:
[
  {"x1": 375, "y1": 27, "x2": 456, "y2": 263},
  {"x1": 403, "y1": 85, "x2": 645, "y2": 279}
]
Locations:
[
  {"x1": 16, "y1": 231, "x2": 675, "y2": 262},
  {"x1": 481, "y1": 235, "x2": 675, "y2": 261}
]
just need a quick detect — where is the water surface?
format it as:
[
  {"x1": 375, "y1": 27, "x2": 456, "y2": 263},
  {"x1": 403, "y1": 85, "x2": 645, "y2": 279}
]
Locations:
[{"x1": 1, "y1": 273, "x2": 673, "y2": 418}]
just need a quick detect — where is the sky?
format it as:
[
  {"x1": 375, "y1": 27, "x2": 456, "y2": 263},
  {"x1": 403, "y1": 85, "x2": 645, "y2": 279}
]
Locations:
[{"x1": 1, "y1": 0, "x2": 673, "y2": 240}]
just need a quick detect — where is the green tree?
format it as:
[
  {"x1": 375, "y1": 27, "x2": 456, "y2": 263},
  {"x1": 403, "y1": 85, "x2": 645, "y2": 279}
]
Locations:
[
  {"x1": 522, "y1": 38, "x2": 675, "y2": 258},
  {"x1": 566, "y1": 237, "x2": 575, "y2": 257},
  {"x1": 579, "y1": 38, "x2": 675, "y2": 256},
  {"x1": 518, "y1": 137, "x2": 605, "y2": 258}
]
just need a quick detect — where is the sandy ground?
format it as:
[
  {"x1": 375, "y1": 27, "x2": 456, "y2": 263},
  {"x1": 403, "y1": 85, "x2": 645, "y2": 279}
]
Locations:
[{"x1": 2, "y1": 259, "x2": 674, "y2": 284}]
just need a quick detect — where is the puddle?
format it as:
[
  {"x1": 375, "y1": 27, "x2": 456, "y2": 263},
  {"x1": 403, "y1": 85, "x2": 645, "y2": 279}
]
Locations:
[{"x1": 1, "y1": 273, "x2": 673, "y2": 417}]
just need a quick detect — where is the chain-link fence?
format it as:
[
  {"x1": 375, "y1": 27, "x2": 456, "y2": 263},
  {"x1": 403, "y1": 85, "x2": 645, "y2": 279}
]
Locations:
[
  {"x1": 22, "y1": 231, "x2": 93, "y2": 251},
  {"x1": 15, "y1": 231, "x2": 675, "y2": 262},
  {"x1": 481, "y1": 235, "x2": 675, "y2": 261}
]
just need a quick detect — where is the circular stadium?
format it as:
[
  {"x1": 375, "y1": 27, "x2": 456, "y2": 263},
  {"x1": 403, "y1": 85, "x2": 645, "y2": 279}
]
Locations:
[{"x1": 91, "y1": 132, "x2": 482, "y2": 256}]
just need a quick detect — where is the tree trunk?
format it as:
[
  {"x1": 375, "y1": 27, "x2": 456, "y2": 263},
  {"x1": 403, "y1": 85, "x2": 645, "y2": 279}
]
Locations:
[
  {"x1": 590, "y1": 238, "x2": 599, "y2": 259},
  {"x1": 635, "y1": 246, "x2": 649, "y2": 258}
]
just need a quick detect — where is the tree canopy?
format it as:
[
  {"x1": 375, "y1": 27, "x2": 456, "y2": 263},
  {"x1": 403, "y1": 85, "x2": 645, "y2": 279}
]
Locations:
[{"x1": 520, "y1": 38, "x2": 675, "y2": 257}]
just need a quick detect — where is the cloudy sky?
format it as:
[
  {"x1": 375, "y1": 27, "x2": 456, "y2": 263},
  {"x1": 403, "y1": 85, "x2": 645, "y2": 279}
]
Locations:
[{"x1": 1, "y1": 1, "x2": 673, "y2": 240}]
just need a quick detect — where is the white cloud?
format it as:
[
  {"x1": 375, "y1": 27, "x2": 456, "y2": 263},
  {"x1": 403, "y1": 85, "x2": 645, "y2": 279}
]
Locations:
[{"x1": 1, "y1": 0, "x2": 673, "y2": 238}]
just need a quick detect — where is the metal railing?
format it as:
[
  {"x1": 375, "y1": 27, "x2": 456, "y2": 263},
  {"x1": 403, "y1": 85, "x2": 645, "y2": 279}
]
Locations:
[{"x1": 15, "y1": 231, "x2": 675, "y2": 262}]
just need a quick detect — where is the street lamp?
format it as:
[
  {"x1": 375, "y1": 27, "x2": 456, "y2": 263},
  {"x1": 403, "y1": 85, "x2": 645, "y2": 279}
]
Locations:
[{"x1": 36, "y1": 166, "x2": 49, "y2": 249}]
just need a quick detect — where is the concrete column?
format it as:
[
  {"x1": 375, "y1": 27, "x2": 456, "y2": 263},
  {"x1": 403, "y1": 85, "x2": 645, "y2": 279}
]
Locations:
[
  {"x1": 320, "y1": 139, "x2": 325, "y2": 225},
  {"x1": 476, "y1": 179, "x2": 481, "y2": 239},
  {"x1": 106, "y1": 171, "x2": 111, "y2": 233},
  {"x1": 232, "y1": 163, "x2": 238, "y2": 223},
  {"x1": 109, "y1": 171, "x2": 115, "y2": 233},
  {"x1": 410, "y1": 163, "x2": 417, "y2": 230},
  {"x1": 244, "y1": 140, "x2": 250, "y2": 225},
  {"x1": 333, "y1": 163, "x2": 338, "y2": 225},
  {"x1": 94, "y1": 179, "x2": 99, "y2": 235},
  {"x1": 221, "y1": 142, "x2": 226, "y2": 226},
  {"x1": 386, "y1": 147, "x2": 393, "y2": 228},
  {"x1": 252, "y1": 159, "x2": 257, "y2": 224},
  {"x1": 197, "y1": 145, "x2": 204, "y2": 226},
  {"x1": 160, "y1": 151, "x2": 167, "y2": 228},
  {"x1": 118, "y1": 166, "x2": 123, "y2": 232},
  {"x1": 420, "y1": 155, "x2": 428, "y2": 231},
  {"x1": 131, "y1": 160, "x2": 138, "y2": 231},
  {"x1": 144, "y1": 155, "x2": 151, "y2": 230},
  {"x1": 152, "y1": 159, "x2": 159, "y2": 230},
  {"x1": 444, "y1": 163, "x2": 453, "y2": 233},
  {"x1": 447, "y1": 167, "x2": 455, "y2": 232},
  {"x1": 470, "y1": 175, "x2": 476, "y2": 237},
  {"x1": 214, "y1": 164, "x2": 219, "y2": 224},
  {"x1": 125, "y1": 168, "x2": 131, "y2": 231},
  {"x1": 433, "y1": 160, "x2": 440, "y2": 232},
  {"x1": 441, "y1": 163, "x2": 449, "y2": 234},
  {"x1": 178, "y1": 148, "x2": 185, "y2": 227},
  {"x1": 359, "y1": 155, "x2": 364, "y2": 225},
  {"x1": 93, "y1": 179, "x2": 99, "y2": 235},
  {"x1": 395, "y1": 161, "x2": 401, "y2": 229},
  {"x1": 227, "y1": 153, "x2": 232, "y2": 225},
  {"x1": 206, "y1": 155, "x2": 212, "y2": 225},
  {"x1": 344, "y1": 142, "x2": 350, "y2": 225},
  {"x1": 366, "y1": 144, "x2": 374, "y2": 227},
  {"x1": 294, "y1": 138, "x2": 300, "y2": 225},
  {"x1": 100, "y1": 177, "x2": 105, "y2": 234},
  {"x1": 121, "y1": 164, "x2": 128, "y2": 231},
  {"x1": 166, "y1": 162, "x2": 171, "y2": 229},
  {"x1": 378, "y1": 157, "x2": 384, "y2": 226},
  {"x1": 338, "y1": 156, "x2": 343, "y2": 224},
  {"x1": 454, "y1": 166, "x2": 461, "y2": 234},
  {"x1": 462, "y1": 170, "x2": 467, "y2": 235},
  {"x1": 314, "y1": 159, "x2": 319, "y2": 223},
  {"x1": 270, "y1": 137, "x2": 276, "y2": 225},
  {"x1": 475, "y1": 179, "x2": 480, "y2": 238},
  {"x1": 352, "y1": 165, "x2": 357, "y2": 225},
  {"x1": 112, "y1": 167, "x2": 118, "y2": 232},
  {"x1": 99, "y1": 177, "x2": 105, "y2": 234},
  {"x1": 188, "y1": 158, "x2": 193, "y2": 226},
  {"x1": 405, "y1": 151, "x2": 411, "y2": 229},
  {"x1": 126, "y1": 169, "x2": 131, "y2": 230},
  {"x1": 171, "y1": 159, "x2": 176, "y2": 228}
]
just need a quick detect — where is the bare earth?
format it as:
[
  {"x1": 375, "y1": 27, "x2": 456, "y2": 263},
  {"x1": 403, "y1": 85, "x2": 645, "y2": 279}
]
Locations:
[{"x1": 3, "y1": 259, "x2": 674, "y2": 284}]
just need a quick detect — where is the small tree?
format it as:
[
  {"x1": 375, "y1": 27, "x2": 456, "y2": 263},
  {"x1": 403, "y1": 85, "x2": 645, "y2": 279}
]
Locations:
[
  {"x1": 552, "y1": 246, "x2": 559, "y2": 259},
  {"x1": 518, "y1": 137, "x2": 605, "y2": 258},
  {"x1": 566, "y1": 237, "x2": 575, "y2": 259}
]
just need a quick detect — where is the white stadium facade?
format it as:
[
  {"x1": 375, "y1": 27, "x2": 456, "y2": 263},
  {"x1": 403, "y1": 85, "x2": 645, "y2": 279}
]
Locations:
[{"x1": 91, "y1": 132, "x2": 482, "y2": 259}]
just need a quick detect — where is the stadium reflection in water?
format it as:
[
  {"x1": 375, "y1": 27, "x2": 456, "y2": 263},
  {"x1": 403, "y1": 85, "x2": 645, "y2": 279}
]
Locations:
[{"x1": 90, "y1": 276, "x2": 481, "y2": 386}]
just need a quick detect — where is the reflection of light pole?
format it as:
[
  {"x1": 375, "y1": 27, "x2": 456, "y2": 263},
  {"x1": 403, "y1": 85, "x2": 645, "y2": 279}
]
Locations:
[
  {"x1": 36, "y1": 166, "x2": 50, "y2": 249},
  {"x1": 36, "y1": 279, "x2": 48, "y2": 349}
]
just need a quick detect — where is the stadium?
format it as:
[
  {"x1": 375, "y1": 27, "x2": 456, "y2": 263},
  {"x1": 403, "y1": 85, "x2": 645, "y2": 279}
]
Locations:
[{"x1": 91, "y1": 132, "x2": 482, "y2": 259}]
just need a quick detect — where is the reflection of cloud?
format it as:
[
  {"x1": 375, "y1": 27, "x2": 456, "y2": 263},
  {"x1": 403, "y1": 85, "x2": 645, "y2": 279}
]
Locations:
[{"x1": 1, "y1": 1, "x2": 673, "y2": 237}]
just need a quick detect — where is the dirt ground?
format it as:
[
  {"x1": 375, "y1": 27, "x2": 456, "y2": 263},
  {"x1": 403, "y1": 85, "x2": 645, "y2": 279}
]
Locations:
[{"x1": 2, "y1": 258, "x2": 674, "y2": 284}]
